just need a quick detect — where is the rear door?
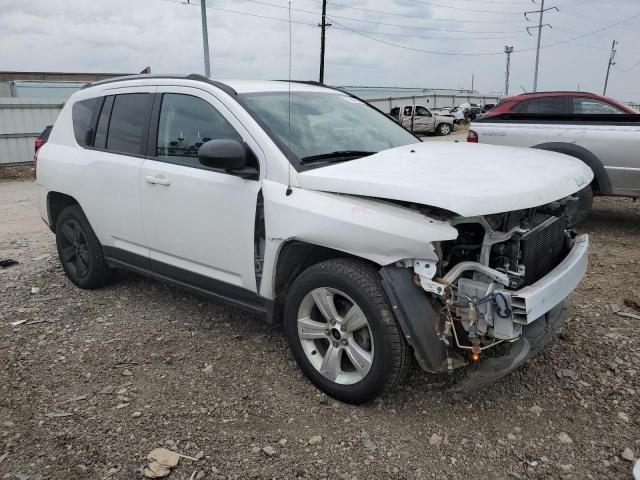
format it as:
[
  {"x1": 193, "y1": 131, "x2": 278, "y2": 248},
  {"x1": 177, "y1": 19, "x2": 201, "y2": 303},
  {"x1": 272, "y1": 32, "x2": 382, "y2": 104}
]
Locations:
[
  {"x1": 140, "y1": 86, "x2": 264, "y2": 296},
  {"x1": 72, "y1": 87, "x2": 155, "y2": 264}
]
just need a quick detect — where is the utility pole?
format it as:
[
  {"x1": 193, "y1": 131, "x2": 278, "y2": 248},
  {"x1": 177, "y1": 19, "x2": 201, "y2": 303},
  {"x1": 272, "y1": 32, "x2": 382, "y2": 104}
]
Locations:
[
  {"x1": 525, "y1": 0, "x2": 558, "y2": 92},
  {"x1": 471, "y1": 73, "x2": 475, "y2": 92},
  {"x1": 504, "y1": 46, "x2": 514, "y2": 95},
  {"x1": 603, "y1": 40, "x2": 618, "y2": 96},
  {"x1": 318, "y1": 0, "x2": 331, "y2": 84},
  {"x1": 199, "y1": 0, "x2": 211, "y2": 77}
]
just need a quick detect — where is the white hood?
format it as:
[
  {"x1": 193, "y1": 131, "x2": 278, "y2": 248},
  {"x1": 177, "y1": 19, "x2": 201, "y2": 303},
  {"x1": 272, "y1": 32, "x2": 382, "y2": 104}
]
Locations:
[{"x1": 297, "y1": 142, "x2": 593, "y2": 217}]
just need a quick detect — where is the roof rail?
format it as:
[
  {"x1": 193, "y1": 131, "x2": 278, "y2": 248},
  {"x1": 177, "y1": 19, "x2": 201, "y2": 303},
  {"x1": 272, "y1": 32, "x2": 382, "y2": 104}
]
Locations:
[{"x1": 80, "y1": 73, "x2": 237, "y2": 96}]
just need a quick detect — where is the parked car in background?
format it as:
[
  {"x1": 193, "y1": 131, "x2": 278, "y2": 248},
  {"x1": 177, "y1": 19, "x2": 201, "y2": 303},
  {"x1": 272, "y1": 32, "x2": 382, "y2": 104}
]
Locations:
[
  {"x1": 469, "y1": 91, "x2": 640, "y2": 225},
  {"x1": 481, "y1": 91, "x2": 636, "y2": 120},
  {"x1": 34, "y1": 125, "x2": 53, "y2": 153},
  {"x1": 36, "y1": 74, "x2": 591, "y2": 403},
  {"x1": 390, "y1": 105, "x2": 454, "y2": 135}
]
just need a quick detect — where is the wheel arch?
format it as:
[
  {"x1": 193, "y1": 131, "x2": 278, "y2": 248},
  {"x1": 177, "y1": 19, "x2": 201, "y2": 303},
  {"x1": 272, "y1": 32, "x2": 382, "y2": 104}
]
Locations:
[
  {"x1": 47, "y1": 191, "x2": 80, "y2": 233},
  {"x1": 532, "y1": 142, "x2": 611, "y2": 195},
  {"x1": 269, "y1": 240, "x2": 377, "y2": 321}
]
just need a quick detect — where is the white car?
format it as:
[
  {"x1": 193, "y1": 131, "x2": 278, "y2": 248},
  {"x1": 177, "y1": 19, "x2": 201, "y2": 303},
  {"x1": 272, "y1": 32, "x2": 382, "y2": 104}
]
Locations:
[
  {"x1": 36, "y1": 74, "x2": 592, "y2": 403},
  {"x1": 390, "y1": 105, "x2": 454, "y2": 135}
]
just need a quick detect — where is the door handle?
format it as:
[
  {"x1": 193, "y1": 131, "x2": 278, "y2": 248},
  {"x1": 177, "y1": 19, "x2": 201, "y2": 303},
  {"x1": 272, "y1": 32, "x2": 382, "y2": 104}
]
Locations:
[{"x1": 145, "y1": 175, "x2": 171, "y2": 186}]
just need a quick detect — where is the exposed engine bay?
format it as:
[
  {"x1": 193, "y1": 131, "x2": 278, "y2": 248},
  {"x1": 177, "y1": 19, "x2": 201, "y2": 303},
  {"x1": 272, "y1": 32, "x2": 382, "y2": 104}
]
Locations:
[{"x1": 411, "y1": 199, "x2": 578, "y2": 367}]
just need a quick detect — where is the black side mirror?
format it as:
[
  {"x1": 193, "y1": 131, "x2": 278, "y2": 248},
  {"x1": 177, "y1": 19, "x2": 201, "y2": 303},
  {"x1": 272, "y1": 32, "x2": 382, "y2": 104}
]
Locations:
[{"x1": 198, "y1": 139, "x2": 247, "y2": 170}]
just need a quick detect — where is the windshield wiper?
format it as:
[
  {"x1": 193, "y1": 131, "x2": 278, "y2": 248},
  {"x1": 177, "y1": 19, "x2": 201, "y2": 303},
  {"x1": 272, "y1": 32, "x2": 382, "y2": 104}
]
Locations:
[{"x1": 300, "y1": 150, "x2": 375, "y2": 164}]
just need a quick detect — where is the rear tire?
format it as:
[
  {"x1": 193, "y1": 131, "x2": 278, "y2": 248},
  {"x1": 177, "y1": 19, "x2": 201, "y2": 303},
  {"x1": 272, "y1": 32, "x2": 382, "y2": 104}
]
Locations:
[
  {"x1": 566, "y1": 184, "x2": 593, "y2": 228},
  {"x1": 55, "y1": 205, "x2": 112, "y2": 289},
  {"x1": 283, "y1": 259, "x2": 412, "y2": 404}
]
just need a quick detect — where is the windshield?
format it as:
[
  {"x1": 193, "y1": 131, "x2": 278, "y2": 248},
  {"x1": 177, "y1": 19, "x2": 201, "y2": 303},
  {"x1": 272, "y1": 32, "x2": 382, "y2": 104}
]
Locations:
[{"x1": 239, "y1": 91, "x2": 419, "y2": 168}]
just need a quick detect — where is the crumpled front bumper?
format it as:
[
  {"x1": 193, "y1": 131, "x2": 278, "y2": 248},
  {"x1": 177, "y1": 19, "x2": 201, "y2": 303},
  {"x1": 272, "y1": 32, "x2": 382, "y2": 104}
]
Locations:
[
  {"x1": 381, "y1": 234, "x2": 588, "y2": 392},
  {"x1": 510, "y1": 234, "x2": 588, "y2": 324},
  {"x1": 451, "y1": 301, "x2": 567, "y2": 397}
]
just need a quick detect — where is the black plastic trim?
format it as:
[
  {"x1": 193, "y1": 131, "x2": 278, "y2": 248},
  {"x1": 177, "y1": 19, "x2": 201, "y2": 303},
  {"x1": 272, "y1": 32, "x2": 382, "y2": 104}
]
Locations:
[
  {"x1": 379, "y1": 266, "x2": 448, "y2": 374},
  {"x1": 103, "y1": 246, "x2": 269, "y2": 316},
  {"x1": 476, "y1": 113, "x2": 640, "y2": 124}
]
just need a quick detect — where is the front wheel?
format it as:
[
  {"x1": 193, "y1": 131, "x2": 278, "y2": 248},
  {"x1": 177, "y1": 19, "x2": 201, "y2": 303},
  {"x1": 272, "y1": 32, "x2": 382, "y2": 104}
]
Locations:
[
  {"x1": 437, "y1": 123, "x2": 452, "y2": 136},
  {"x1": 284, "y1": 259, "x2": 412, "y2": 404}
]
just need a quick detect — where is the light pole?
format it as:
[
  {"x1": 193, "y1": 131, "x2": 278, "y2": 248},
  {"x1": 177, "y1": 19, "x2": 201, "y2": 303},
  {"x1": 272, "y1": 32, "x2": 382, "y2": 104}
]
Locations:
[{"x1": 200, "y1": 0, "x2": 211, "y2": 76}]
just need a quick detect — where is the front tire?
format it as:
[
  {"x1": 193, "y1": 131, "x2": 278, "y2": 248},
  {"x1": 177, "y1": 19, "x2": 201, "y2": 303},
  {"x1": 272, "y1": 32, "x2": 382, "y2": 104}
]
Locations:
[
  {"x1": 284, "y1": 259, "x2": 411, "y2": 404},
  {"x1": 55, "y1": 205, "x2": 112, "y2": 289},
  {"x1": 437, "y1": 123, "x2": 452, "y2": 136}
]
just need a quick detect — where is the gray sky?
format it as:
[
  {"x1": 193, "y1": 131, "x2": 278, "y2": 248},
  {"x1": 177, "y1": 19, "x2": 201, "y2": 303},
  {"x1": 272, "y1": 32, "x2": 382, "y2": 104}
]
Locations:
[{"x1": 1, "y1": 0, "x2": 639, "y2": 101}]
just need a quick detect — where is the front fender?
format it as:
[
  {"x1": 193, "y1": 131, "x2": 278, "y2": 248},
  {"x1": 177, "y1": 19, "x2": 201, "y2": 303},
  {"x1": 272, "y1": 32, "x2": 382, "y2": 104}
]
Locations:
[{"x1": 259, "y1": 180, "x2": 458, "y2": 298}]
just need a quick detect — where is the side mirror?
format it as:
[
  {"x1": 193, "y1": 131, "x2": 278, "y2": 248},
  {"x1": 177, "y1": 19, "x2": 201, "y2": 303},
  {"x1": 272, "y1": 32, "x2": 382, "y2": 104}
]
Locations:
[{"x1": 198, "y1": 139, "x2": 247, "y2": 170}]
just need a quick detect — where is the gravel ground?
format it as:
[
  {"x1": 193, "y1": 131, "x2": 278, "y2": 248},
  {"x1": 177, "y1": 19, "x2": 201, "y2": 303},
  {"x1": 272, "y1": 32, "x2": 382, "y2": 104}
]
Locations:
[{"x1": 1, "y1": 179, "x2": 639, "y2": 480}]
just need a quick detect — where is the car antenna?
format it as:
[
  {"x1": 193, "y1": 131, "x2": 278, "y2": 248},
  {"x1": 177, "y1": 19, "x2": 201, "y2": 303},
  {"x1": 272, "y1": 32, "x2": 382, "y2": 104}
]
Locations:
[
  {"x1": 285, "y1": 0, "x2": 293, "y2": 197},
  {"x1": 520, "y1": 86, "x2": 528, "y2": 93}
]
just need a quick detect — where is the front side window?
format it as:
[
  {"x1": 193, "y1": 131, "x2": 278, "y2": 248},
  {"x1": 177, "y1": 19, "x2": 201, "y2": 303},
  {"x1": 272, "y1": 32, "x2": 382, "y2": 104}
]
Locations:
[
  {"x1": 572, "y1": 97, "x2": 625, "y2": 114},
  {"x1": 156, "y1": 94, "x2": 242, "y2": 163},
  {"x1": 403, "y1": 106, "x2": 413, "y2": 117},
  {"x1": 415, "y1": 106, "x2": 431, "y2": 117},
  {"x1": 240, "y1": 92, "x2": 418, "y2": 168},
  {"x1": 72, "y1": 97, "x2": 98, "y2": 146},
  {"x1": 106, "y1": 93, "x2": 154, "y2": 155}
]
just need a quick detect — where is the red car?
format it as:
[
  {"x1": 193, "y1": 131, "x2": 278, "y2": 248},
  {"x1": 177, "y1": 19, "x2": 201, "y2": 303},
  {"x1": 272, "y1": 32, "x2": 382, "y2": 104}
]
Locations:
[{"x1": 481, "y1": 91, "x2": 635, "y2": 120}]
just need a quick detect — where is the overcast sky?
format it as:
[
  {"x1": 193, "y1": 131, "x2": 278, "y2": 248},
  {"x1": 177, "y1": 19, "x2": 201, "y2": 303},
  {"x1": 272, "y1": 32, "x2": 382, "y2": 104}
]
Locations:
[{"x1": 1, "y1": 0, "x2": 639, "y2": 101}]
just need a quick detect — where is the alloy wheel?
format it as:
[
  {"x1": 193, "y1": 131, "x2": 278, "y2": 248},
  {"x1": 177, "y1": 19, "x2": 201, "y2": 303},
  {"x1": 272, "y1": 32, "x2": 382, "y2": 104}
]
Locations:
[
  {"x1": 59, "y1": 219, "x2": 90, "y2": 279},
  {"x1": 296, "y1": 287, "x2": 374, "y2": 385}
]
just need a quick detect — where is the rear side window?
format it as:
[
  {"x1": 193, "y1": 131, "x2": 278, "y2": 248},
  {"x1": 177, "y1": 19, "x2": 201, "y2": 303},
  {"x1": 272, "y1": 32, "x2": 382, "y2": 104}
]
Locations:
[
  {"x1": 515, "y1": 97, "x2": 567, "y2": 114},
  {"x1": 72, "y1": 98, "x2": 98, "y2": 146},
  {"x1": 106, "y1": 93, "x2": 154, "y2": 155}
]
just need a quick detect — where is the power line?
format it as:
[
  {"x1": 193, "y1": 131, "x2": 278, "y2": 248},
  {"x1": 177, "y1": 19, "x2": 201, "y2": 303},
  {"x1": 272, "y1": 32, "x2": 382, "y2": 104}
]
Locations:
[
  {"x1": 163, "y1": 1, "x2": 640, "y2": 59},
  {"x1": 162, "y1": 0, "x2": 526, "y2": 39},
  {"x1": 400, "y1": 0, "x2": 523, "y2": 15},
  {"x1": 232, "y1": 0, "x2": 526, "y2": 32},
  {"x1": 328, "y1": 17, "x2": 506, "y2": 56},
  {"x1": 162, "y1": 0, "x2": 318, "y2": 26},
  {"x1": 616, "y1": 58, "x2": 640, "y2": 72},
  {"x1": 298, "y1": 0, "x2": 525, "y2": 23}
]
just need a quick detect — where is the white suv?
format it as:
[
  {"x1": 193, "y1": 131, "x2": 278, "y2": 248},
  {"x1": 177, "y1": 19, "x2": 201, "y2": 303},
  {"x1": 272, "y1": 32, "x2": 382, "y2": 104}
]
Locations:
[{"x1": 36, "y1": 74, "x2": 591, "y2": 403}]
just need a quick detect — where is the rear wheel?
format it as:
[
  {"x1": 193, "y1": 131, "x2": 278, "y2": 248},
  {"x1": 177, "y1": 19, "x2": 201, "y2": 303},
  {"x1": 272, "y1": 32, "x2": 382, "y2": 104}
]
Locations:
[
  {"x1": 55, "y1": 205, "x2": 112, "y2": 289},
  {"x1": 284, "y1": 259, "x2": 411, "y2": 404},
  {"x1": 437, "y1": 123, "x2": 452, "y2": 136},
  {"x1": 566, "y1": 184, "x2": 593, "y2": 228}
]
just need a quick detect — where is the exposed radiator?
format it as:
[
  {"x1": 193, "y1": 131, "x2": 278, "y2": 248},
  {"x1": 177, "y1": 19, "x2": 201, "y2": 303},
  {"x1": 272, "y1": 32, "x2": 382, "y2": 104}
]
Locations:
[{"x1": 520, "y1": 216, "x2": 567, "y2": 286}]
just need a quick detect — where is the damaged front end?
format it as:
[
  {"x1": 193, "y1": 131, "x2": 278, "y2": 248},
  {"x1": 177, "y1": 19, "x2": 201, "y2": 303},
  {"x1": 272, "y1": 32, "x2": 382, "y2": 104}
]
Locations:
[{"x1": 381, "y1": 201, "x2": 589, "y2": 394}]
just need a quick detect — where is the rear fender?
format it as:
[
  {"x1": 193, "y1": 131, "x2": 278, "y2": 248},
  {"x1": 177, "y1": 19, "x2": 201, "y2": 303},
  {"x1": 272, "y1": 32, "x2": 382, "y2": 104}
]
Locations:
[{"x1": 532, "y1": 142, "x2": 611, "y2": 194}]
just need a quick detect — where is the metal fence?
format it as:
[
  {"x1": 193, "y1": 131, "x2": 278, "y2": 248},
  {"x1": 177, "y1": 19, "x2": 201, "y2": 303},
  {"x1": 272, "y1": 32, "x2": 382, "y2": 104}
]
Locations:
[
  {"x1": 365, "y1": 93, "x2": 502, "y2": 114},
  {"x1": 0, "y1": 98, "x2": 64, "y2": 165}
]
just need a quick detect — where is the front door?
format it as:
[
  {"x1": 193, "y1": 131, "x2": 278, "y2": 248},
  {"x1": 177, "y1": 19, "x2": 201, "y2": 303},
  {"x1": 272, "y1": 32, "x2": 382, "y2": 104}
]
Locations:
[
  {"x1": 413, "y1": 106, "x2": 436, "y2": 133},
  {"x1": 140, "y1": 87, "x2": 264, "y2": 297}
]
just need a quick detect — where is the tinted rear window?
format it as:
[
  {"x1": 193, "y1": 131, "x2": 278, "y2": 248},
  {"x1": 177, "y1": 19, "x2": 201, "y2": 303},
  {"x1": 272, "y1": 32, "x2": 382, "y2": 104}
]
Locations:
[
  {"x1": 72, "y1": 98, "x2": 98, "y2": 146},
  {"x1": 516, "y1": 96, "x2": 567, "y2": 114},
  {"x1": 106, "y1": 93, "x2": 154, "y2": 155}
]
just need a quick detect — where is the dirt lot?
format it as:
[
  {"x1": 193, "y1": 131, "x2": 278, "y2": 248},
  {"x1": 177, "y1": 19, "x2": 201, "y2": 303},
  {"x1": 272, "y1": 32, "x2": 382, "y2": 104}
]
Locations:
[{"x1": 1, "y1": 179, "x2": 639, "y2": 480}]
